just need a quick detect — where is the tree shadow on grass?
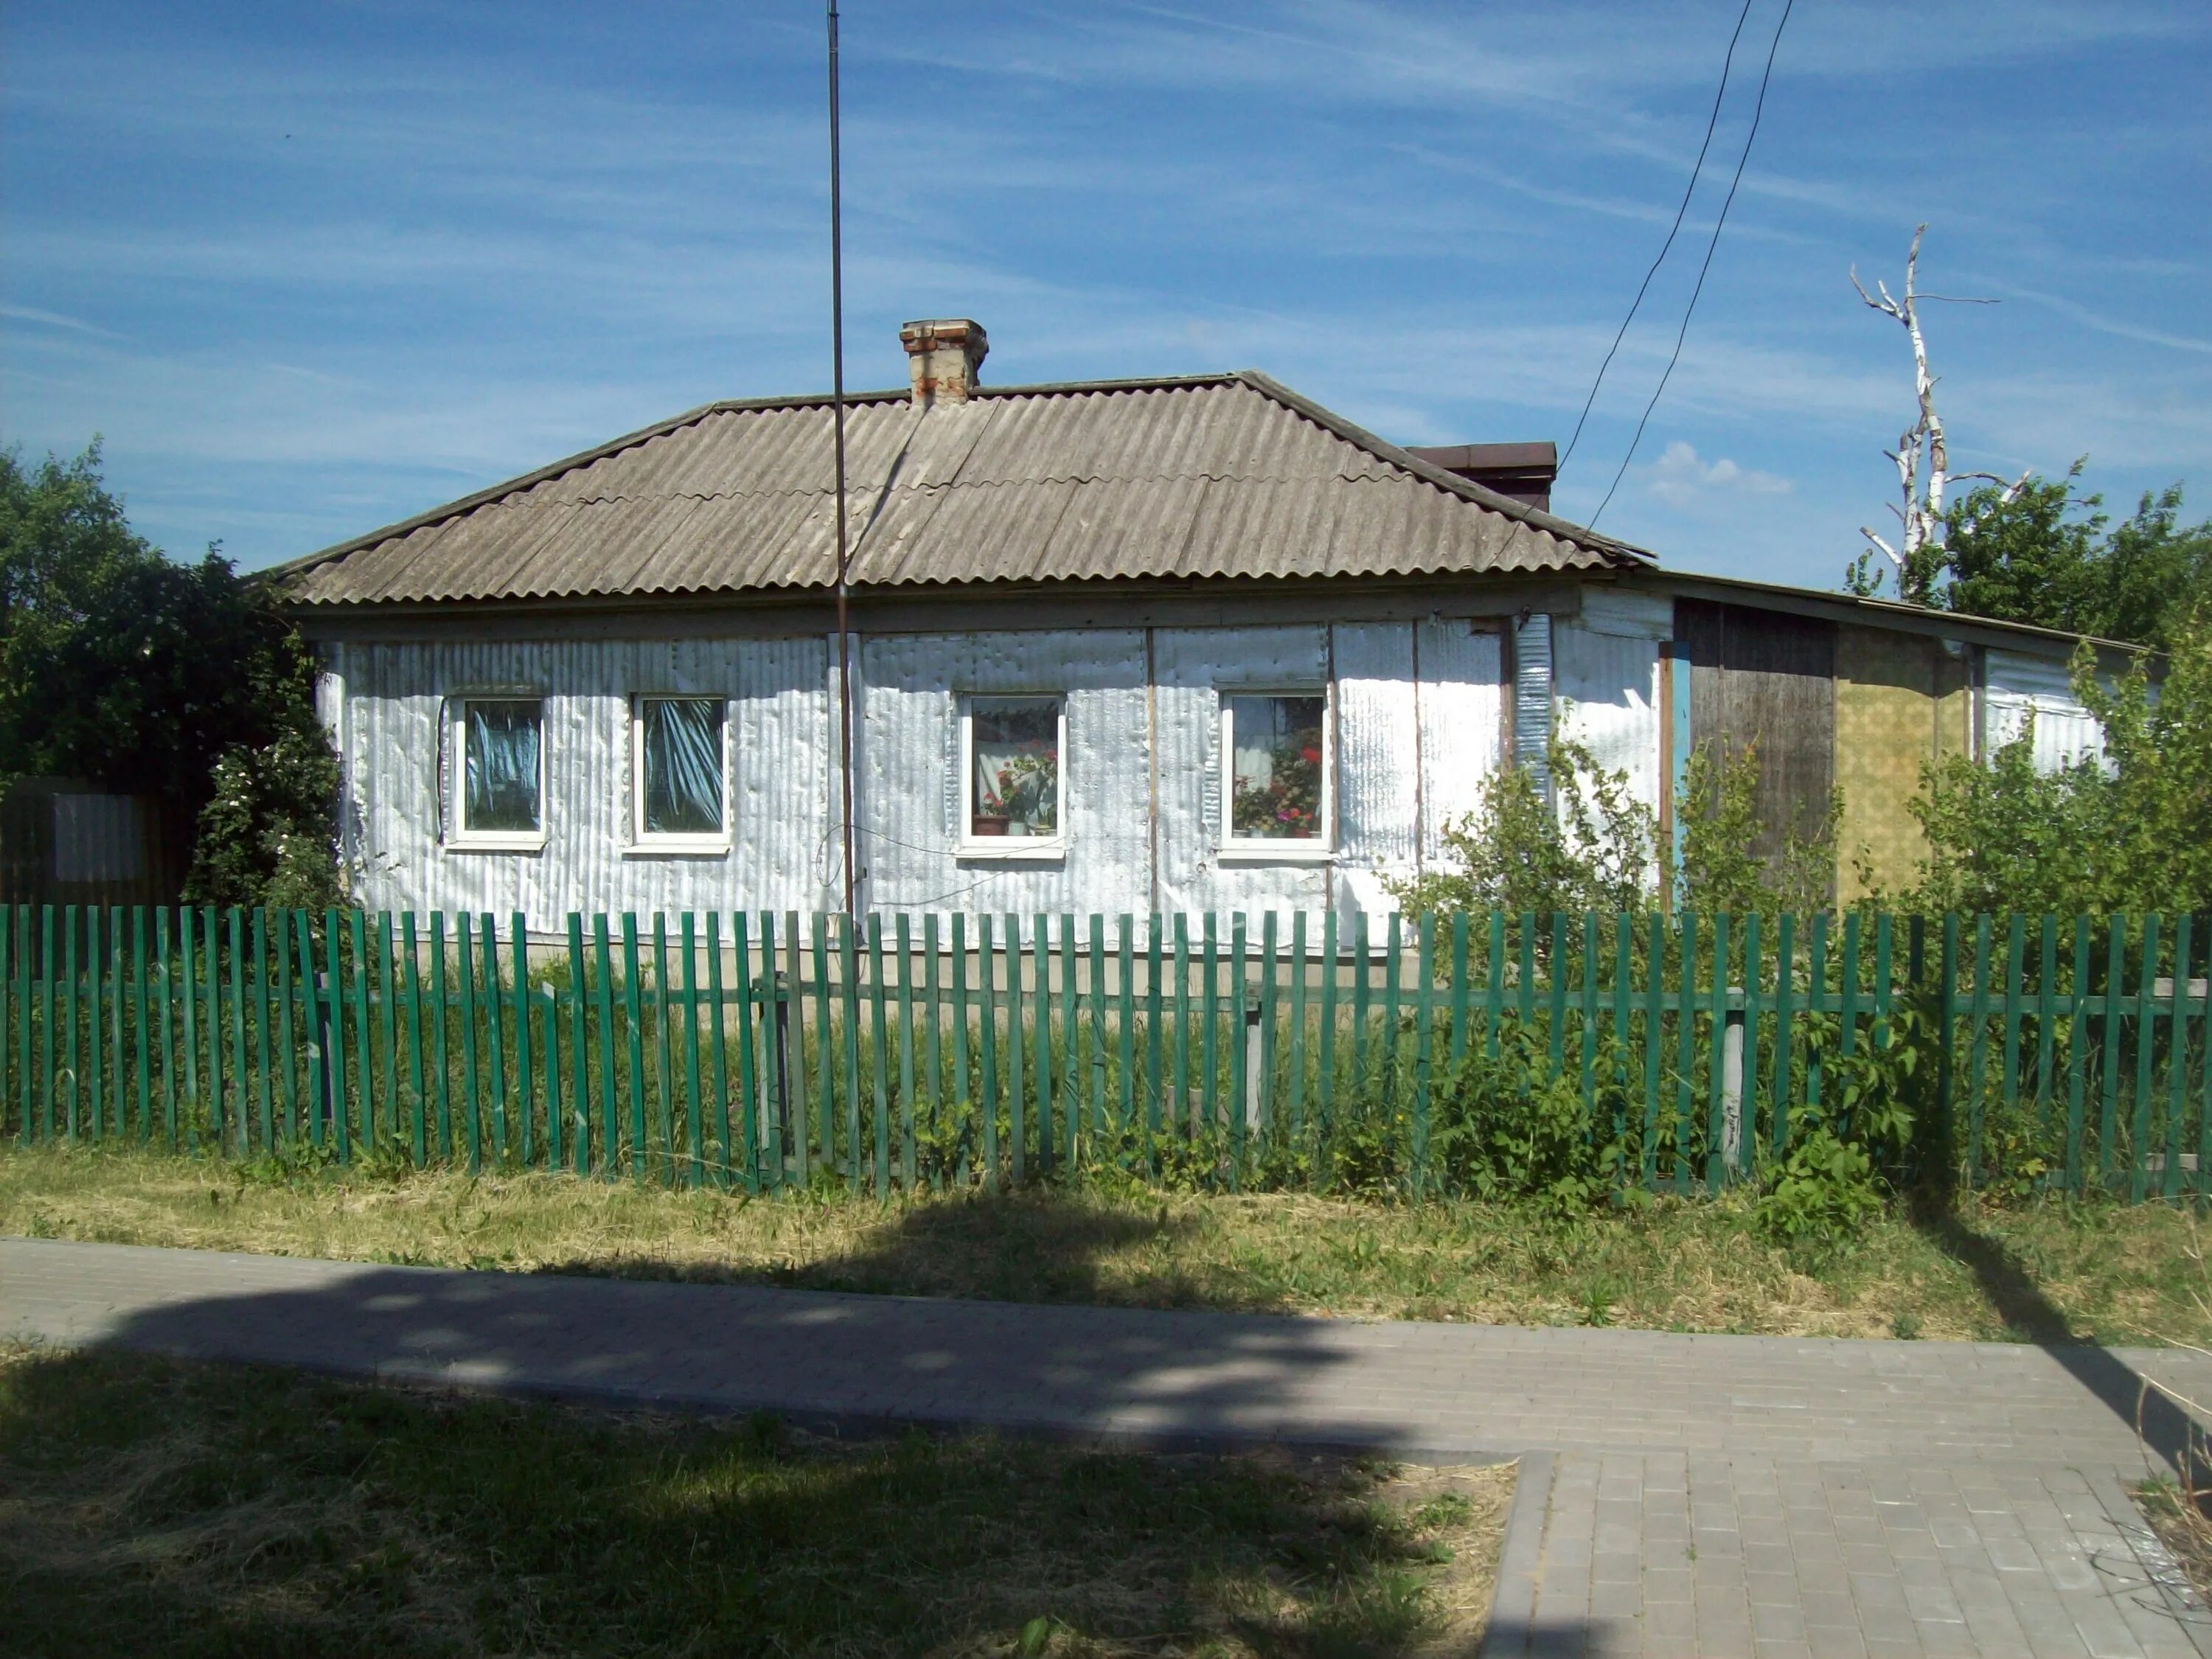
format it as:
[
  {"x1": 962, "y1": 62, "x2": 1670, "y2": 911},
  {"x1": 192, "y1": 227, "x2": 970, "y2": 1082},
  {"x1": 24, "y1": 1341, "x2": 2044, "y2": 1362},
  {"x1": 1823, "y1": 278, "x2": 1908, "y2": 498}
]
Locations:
[
  {"x1": 537, "y1": 1185, "x2": 1251, "y2": 1313},
  {"x1": 0, "y1": 1341, "x2": 1531, "y2": 1659},
  {"x1": 1911, "y1": 1192, "x2": 2212, "y2": 1483}
]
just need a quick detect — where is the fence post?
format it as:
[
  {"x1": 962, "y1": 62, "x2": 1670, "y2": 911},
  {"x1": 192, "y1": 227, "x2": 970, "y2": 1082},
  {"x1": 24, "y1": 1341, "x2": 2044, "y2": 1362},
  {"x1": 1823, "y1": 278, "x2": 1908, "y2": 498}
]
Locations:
[
  {"x1": 2163, "y1": 914, "x2": 2193, "y2": 1201},
  {"x1": 1242, "y1": 980, "x2": 1263, "y2": 1138},
  {"x1": 1935, "y1": 915, "x2": 1958, "y2": 1188},
  {"x1": 1705, "y1": 914, "x2": 1731, "y2": 1195},
  {"x1": 772, "y1": 959, "x2": 794, "y2": 1183},
  {"x1": 1721, "y1": 1001, "x2": 1745, "y2": 1177},
  {"x1": 307, "y1": 967, "x2": 337, "y2": 1141},
  {"x1": 1229, "y1": 912, "x2": 1249, "y2": 1183}
]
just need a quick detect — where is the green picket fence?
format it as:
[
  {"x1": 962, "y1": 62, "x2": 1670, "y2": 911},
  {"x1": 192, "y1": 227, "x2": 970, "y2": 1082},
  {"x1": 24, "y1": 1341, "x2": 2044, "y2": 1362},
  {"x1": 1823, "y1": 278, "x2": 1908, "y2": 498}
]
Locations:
[{"x1": 4, "y1": 905, "x2": 2208, "y2": 1202}]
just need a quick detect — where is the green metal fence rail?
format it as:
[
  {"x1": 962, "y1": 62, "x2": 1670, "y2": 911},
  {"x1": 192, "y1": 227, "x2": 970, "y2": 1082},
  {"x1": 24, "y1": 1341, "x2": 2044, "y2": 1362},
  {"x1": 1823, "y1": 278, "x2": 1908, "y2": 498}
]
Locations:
[{"x1": 3, "y1": 905, "x2": 2207, "y2": 1202}]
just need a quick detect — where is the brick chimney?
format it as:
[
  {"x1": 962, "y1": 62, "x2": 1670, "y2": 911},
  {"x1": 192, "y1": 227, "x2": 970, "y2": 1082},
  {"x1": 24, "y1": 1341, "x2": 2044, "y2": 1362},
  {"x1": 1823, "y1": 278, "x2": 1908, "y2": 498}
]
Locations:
[
  {"x1": 1405, "y1": 442, "x2": 1557, "y2": 512},
  {"x1": 900, "y1": 319, "x2": 988, "y2": 406}
]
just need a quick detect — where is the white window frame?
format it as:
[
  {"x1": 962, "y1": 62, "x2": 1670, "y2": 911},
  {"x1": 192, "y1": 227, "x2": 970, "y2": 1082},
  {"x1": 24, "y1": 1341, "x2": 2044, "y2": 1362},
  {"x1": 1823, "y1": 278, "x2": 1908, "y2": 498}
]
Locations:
[
  {"x1": 627, "y1": 694, "x2": 732, "y2": 856},
  {"x1": 1218, "y1": 686, "x2": 1334, "y2": 863},
  {"x1": 957, "y1": 692, "x2": 1069, "y2": 861},
  {"x1": 446, "y1": 696, "x2": 548, "y2": 853}
]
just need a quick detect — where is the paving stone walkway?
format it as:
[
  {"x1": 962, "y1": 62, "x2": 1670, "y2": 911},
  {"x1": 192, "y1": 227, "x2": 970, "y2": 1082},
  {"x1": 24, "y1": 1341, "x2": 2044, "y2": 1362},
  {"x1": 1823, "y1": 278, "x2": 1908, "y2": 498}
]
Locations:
[{"x1": 6, "y1": 1237, "x2": 2212, "y2": 1658}]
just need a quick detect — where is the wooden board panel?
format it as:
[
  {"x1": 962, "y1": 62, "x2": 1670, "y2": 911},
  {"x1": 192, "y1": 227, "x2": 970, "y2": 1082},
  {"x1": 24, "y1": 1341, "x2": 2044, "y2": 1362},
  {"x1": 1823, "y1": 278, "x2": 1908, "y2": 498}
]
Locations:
[{"x1": 1677, "y1": 599, "x2": 1837, "y2": 871}]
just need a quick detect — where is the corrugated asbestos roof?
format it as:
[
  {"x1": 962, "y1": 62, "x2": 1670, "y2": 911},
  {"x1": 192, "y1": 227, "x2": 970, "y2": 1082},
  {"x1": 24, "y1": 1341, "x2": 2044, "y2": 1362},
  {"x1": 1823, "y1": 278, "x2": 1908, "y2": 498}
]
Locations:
[{"x1": 274, "y1": 371, "x2": 1650, "y2": 608}]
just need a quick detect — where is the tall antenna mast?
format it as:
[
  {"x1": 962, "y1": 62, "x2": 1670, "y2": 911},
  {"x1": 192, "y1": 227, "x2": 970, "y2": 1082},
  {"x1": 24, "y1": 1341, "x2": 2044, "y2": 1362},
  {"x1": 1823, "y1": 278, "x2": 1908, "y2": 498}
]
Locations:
[{"x1": 827, "y1": 0, "x2": 856, "y2": 917}]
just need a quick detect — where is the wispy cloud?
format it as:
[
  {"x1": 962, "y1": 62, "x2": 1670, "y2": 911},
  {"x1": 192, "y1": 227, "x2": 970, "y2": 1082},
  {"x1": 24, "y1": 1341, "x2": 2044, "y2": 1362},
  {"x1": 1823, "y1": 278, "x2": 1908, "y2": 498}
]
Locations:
[
  {"x1": 1646, "y1": 440, "x2": 1792, "y2": 508},
  {"x1": 0, "y1": 305, "x2": 122, "y2": 339},
  {"x1": 1997, "y1": 285, "x2": 2212, "y2": 358}
]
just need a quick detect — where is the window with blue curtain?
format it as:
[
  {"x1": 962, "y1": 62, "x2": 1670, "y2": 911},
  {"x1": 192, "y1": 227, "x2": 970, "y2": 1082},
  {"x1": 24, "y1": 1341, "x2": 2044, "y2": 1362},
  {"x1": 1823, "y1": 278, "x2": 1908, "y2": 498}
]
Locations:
[
  {"x1": 639, "y1": 697, "x2": 725, "y2": 837},
  {"x1": 462, "y1": 700, "x2": 542, "y2": 833}
]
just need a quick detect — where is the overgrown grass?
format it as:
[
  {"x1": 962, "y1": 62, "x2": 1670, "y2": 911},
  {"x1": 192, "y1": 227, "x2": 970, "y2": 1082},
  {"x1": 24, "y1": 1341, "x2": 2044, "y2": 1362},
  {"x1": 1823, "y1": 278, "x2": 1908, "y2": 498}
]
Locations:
[
  {"x1": 7, "y1": 1142, "x2": 2210, "y2": 1344},
  {"x1": 0, "y1": 1342, "x2": 1510, "y2": 1659}
]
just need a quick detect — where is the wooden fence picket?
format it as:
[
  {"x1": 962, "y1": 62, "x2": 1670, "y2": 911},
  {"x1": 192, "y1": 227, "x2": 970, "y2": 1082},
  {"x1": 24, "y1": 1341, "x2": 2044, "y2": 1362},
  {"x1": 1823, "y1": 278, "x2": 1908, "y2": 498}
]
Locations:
[{"x1": 7, "y1": 903, "x2": 2205, "y2": 1211}]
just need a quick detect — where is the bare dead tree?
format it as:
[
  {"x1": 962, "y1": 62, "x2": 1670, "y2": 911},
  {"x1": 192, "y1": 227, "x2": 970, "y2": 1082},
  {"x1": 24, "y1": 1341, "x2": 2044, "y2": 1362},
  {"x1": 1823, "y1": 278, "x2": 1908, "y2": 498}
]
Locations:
[{"x1": 1851, "y1": 223, "x2": 2024, "y2": 598}]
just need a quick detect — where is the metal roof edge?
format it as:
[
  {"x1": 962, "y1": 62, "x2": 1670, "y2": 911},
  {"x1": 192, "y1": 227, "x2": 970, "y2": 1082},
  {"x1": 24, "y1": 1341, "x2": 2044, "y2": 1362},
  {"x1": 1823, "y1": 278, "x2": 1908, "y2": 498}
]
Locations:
[
  {"x1": 288, "y1": 565, "x2": 1589, "y2": 632},
  {"x1": 1230, "y1": 369, "x2": 1655, "y2": 568},
  {"x1": 970, "y1": 371, "x2": 1242, "y2": 397},
  {"x1": 1614, "y1": 566, "x2": 2159, "y2": 660}
]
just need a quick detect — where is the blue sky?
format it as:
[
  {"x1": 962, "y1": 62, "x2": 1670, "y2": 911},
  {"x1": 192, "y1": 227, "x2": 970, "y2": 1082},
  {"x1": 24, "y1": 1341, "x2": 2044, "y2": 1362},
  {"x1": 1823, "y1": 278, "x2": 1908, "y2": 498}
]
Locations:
[{"x1": 4, "y1": 1, "x2": 2208, "y2": 590}]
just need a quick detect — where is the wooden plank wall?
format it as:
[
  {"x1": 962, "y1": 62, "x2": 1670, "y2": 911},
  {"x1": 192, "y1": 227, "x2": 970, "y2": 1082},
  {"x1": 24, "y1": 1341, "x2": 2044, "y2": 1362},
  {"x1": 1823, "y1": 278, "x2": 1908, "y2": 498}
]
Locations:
[{"x1": 1677, "y1": 599, "x2": 1838, "y2": 872}]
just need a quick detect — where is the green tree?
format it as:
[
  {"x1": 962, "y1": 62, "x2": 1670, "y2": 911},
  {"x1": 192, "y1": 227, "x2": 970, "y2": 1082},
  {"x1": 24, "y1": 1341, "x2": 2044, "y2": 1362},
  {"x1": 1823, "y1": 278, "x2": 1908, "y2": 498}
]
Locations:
[
  {"x1": 0, "y1": 441, "x2": 339, "y2": 908},
  {"x1": 1846, "y1": 462, "x2": 2211, "y2": 649}
]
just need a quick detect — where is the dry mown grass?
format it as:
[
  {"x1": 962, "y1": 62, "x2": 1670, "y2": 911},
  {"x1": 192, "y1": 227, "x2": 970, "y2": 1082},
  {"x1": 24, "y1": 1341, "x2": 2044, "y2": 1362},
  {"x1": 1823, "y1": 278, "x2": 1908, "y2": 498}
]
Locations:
[
  {"x1": 0, "y1": 1342, "x2": 1512, "y2": 1658},
  {"x1": 5, "y1": 1142, "x2": 2210, "y2": 1345}
]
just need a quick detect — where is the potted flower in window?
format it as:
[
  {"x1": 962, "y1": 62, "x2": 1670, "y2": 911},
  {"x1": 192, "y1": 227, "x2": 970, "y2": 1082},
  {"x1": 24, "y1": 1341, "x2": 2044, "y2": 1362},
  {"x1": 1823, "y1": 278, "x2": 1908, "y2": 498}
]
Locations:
[
  {"x1": 997, "y1": 741, "x2": 1059, "y2": 837},
  {"x1": 1232, "y1": 736, "x2": 1322, "y2": 839}
]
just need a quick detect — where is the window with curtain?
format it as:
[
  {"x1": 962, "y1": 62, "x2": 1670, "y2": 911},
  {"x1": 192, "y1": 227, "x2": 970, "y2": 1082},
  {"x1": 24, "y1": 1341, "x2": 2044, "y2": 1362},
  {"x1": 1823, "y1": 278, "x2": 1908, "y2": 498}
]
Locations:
[
  {"x1": 1224, "y1": 692, "x2": 1326, "y2": 843},
  {"x1": 966, "y1": 696, "x2": 1061, "y2": 840},
  {"x1": 461, "y1": 700, "x2": 543, "y2": 835},
  {"x1": 636, "y1": 697, "x2": 726, "y2": 839}
]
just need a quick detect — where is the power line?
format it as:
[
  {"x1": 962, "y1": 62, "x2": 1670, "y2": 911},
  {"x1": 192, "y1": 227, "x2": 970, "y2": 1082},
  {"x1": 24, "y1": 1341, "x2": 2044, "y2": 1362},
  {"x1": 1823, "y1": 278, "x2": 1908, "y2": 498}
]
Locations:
[
  {"x1": 1591, "y1": 0, "x2": 1795, "y2": 528},
  {"x1": 1557, "y1": 0, "x2": 1758, "y2": 476},
  {"x1": 827, "y1": 0, "x2": 856, "y2": 917}
]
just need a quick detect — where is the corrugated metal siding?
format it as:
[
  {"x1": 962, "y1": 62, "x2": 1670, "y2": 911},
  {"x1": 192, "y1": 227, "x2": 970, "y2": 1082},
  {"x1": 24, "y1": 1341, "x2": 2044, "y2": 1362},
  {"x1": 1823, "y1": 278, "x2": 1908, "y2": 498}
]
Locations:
[
  {"x1": 335, "y1": 618, "x2": 1517, "y2": 929},
  {"x1": 341, "y1": 636, "x2": 832, "y2": 929},
  {"x1": 0, "y1": 778, "x2": 184, "y2": 907},
  {"x1": 1416, "y1": 622, "x2": 1505, "y2": 861},
  {"x1": 855, "y1": 630, "x2": 1152, "y2": 914},
  {"x1": 1554, "y1": 622, "x2": 1663, "y2": 822},
  {"x1": 285, "y1": 378, "x2": 1631, "y2": 609},
  {"x1": 1512, "y1": 613, "x2": 1554, "y2": 799},
  {"x1": 1334, "y1": 623, "x2": 1422, "y2": 915},
  {"x1": 1983, "y1": 648, "x2": 2107, "y2": 772},
  {"x1": 1152, "y1": 625, "x2": 1335, "y2": 922},
  {"x1": 49, "y1": 795, "x2": 145, "y2": 883}
]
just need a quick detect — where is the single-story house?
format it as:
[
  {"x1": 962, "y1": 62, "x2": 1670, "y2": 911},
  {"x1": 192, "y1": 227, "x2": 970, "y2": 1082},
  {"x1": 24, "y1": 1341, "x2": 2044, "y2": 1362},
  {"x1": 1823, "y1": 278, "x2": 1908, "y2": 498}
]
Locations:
[{"x1": 271, "y1": 318, "x2": 2132, "y2": 931}]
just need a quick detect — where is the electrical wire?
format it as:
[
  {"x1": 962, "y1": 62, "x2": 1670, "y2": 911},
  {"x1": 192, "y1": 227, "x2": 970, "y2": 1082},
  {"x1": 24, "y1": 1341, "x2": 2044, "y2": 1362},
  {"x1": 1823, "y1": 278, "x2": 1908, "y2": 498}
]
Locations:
[
  {"x1": 1557, "y1": 0, "x2": 1759, "y2": 476},
  {"x1": 1590, "y1": 0, "x2": 1795, "y2": 528}
]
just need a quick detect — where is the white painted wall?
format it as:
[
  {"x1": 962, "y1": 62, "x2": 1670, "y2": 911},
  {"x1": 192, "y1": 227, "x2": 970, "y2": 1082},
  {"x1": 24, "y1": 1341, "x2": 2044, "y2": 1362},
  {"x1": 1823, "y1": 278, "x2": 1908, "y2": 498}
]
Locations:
[{"x1": 327, "y1": 618, "x2": 1539, "y2": 930}]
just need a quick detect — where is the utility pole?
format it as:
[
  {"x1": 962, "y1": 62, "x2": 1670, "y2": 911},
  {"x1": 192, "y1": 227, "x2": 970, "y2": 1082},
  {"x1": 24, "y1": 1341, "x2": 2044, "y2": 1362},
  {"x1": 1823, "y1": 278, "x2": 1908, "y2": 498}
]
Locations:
[{"x1": 827, "y1": 0, "x2": 856, "y2": 917}]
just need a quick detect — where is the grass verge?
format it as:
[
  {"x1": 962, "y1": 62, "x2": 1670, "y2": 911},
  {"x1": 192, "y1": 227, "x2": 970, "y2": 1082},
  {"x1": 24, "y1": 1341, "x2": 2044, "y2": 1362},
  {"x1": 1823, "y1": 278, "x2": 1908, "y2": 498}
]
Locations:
[
  {"x1": 0, "y1": 1342, "x2": 1510, "y2": 1659},
  {"x1": 4, "y1": 1142, "x2": 2208, "y2": 1344}
]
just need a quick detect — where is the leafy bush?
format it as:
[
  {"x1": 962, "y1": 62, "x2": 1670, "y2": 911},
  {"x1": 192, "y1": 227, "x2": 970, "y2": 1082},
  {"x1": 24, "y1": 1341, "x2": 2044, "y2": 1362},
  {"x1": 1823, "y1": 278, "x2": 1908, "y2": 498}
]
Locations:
[
  {"x1": 1918, "y1": 466, "x2": 2208, "y2": 650},
  {"x1": 1391, "y1": 731, "x2": 1843, "y2": 923},
  {"x1": 1753, "y1": 1006, "x2": 1923, "y2": 1256},
  {"x1": 1422, "y1": 1023, "x2": 1628, "y2": 1211},
  {"x1": 1674, "y1": 740, "x2": 1843, "y2": 916},
  {"x1": 1756, "y1": 1129, "x2": 1882, "y2": 1255},
  {"x1": 184, "y1": 726, "x2": 345, "y2": 911},
  {"x1": 1387, "y1": 734, "x2": 1657, "y2": 922},
  {"x1": 1905, "y1": 611, "x2": 2212, "y2": 917}
]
